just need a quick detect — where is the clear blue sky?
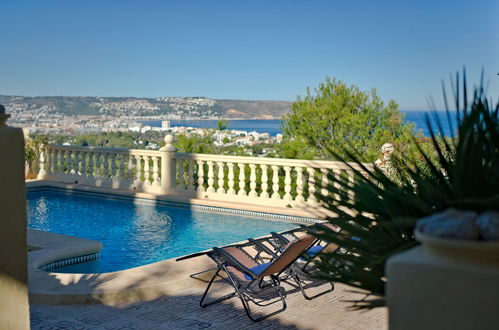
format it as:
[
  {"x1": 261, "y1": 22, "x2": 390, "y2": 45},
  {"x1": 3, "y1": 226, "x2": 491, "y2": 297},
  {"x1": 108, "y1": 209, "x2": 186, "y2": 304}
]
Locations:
[{"x1": 1, "y1": 0, "x2": 497, "y2": 110}]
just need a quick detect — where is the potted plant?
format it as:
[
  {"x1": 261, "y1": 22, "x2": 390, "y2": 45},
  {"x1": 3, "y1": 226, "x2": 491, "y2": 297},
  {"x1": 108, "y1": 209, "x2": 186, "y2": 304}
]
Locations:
[{"x1": 24, "y1": 134, "x2": 48, "y2": 179}]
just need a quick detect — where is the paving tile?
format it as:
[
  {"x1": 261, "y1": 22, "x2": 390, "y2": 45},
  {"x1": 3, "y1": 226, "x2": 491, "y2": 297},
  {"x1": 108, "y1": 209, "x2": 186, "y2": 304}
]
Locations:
[{"x1": 30, "y1": 282, "x2": 387, "y2": 330}]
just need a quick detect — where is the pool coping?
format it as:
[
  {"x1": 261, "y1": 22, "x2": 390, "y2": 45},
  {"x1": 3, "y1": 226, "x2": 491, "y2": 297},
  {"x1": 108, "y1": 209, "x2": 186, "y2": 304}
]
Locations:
[{"x1": 28, "y1": 229, "x2": 222, "y2": 305}]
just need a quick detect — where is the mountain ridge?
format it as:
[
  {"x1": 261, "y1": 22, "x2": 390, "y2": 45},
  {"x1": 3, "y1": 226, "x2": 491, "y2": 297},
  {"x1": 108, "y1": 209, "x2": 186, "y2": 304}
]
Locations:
[{"x1": 0, "y1": 95, "x2": 293, "y2": 119}]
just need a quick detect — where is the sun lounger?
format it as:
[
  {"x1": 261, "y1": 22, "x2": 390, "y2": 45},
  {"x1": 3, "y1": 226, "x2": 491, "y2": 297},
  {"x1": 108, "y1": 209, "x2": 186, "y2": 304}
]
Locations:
[{"x1": 199, "y1": 234, "x2": 333, "y2": 321}]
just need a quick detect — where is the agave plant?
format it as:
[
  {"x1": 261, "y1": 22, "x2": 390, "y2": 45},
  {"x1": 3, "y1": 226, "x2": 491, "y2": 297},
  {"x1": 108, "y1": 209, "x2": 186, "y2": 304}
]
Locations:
[{"x1": 309, "y1": 71, "x2": 499, "y2": 308}]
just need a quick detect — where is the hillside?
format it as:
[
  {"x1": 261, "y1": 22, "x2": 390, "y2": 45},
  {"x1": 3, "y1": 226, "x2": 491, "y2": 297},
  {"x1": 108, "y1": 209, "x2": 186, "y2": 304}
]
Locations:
[{"x1": 0, "y1": 95, "x2": 293, "y2": 119}]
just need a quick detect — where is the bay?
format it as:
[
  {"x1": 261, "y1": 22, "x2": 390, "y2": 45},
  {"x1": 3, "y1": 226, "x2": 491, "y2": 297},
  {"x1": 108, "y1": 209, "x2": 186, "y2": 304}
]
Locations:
[{"x1": 142, "y1": 110, "x2": 459, "y2": 137}]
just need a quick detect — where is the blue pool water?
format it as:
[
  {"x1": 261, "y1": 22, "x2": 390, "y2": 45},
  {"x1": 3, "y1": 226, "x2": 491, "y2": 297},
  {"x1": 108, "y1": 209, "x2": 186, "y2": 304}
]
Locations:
[{"x1": 27, "y1": 189, "x2": 298, "y2": 273}]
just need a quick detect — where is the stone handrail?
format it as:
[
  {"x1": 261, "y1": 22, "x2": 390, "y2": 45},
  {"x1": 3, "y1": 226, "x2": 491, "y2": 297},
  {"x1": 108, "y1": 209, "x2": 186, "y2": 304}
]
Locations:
[
  {"x1": 40, "y1": 145, "x2": 164, "y2": 193},
  {"x1": 38, "y1": 135, "x2": 374, "y2": 209}
]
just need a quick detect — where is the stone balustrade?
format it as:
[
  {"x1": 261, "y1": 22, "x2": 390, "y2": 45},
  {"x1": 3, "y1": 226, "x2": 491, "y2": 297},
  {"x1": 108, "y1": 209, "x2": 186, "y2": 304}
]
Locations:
[{"x1": 38, "y1": 135, "x2": 373, "y2": 209}]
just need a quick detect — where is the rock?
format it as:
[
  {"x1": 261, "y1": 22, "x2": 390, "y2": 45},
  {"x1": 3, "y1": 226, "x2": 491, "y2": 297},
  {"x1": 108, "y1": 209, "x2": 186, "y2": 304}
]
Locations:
[
  {"x1": 475, "y1": 211, "x2": 499, "y2": 241},
  {"x1": 416, "y1": 208, "x2": 479, "y2": 240}
]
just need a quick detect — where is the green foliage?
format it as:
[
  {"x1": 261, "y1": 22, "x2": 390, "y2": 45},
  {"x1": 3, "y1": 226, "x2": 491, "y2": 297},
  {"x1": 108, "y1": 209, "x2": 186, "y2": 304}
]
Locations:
[
  {"x1": 25, "y1": 135, "x2": 48, "y2": 161},
  {"x1": 216, "y1": 119, "x2": 229, "y2": 131},
  {"x1": 281, "y1": 78, "x2": 415, "y2": 162},
  {"x1": 274, "y1": 136, "x2": 316, "y2": 159},
  {"x1": 43, "y1": 131, "x2": 164, "y2": 149},
  {"x1": 310, "y1": 72, "x2": 499, "y2": 308},
  {"x1": 174, "y1": 133, "x2": 216, "y2": 153}
]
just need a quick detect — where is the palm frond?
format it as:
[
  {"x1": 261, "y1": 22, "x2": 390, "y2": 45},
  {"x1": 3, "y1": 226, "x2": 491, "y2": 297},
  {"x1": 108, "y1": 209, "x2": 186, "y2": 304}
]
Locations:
[{"x1": 308, "y1": 70, "x2": 499, "y2": 308}]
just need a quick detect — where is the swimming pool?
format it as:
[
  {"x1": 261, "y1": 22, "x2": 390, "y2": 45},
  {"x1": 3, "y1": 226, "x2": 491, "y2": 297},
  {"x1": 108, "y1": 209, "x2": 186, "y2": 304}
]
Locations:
[{"x1": 27, "y1": 188, "x2": 299, "y2": 273}]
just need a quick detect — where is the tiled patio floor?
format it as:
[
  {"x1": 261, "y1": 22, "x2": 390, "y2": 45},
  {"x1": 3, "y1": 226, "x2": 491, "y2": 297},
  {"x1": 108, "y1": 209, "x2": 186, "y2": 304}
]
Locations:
[{"x1": 30, "y1": 279, "x2": 387, "y2": 330}]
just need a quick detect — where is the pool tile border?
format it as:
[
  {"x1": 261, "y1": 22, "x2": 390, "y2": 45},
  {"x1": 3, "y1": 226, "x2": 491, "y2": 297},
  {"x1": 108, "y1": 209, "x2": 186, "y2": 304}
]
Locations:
[
  {"x1": 40, "y1": 252, "x2": 100, "y2": 271},
  {"x1": 27, "y1": 186, "x2": 321, "y2": 224}
]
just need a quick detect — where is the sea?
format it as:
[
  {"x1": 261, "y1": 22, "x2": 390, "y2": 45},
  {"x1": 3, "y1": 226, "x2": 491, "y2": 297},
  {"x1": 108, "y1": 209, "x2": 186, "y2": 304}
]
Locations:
[{"x1": 142, "y1": 110, "x2": 459, "y2": 137}]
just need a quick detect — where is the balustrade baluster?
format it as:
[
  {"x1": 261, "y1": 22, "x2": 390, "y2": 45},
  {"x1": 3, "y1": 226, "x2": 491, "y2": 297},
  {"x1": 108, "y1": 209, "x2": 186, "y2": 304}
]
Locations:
[
  {"x1": 271, "y1": 165, "x2": 280, "y2": 199},
  {"x1": 348, "y1": 170, "x2": 355, "y2": 202},
  {"x1": 79, "y1": 152, "x2": 86, "y2": 177},
  {"x1": 63, "y1": 150, "x2": 70, "y2": 175},
  {"x1": 60, "y1": 150, "x2": 66, "y2": 174},
  {"x1": 94, "y1": 152, "x2": 102, "y2": 178},
  {"x1": 238, "y1": 163, "x2": 246, "y2": 196},
  {"x1": 196, "y1": 160, "x2": 205, "y2": 192},
  {"x1": 50, "y1": 149, "x2": 57, "y2": 174},
  {"x1": 118, "y1": 154, "x2": 126, "y2": 180},
  {"x1": 187, "y1": 160, "x2": 195, "y2": 191},
  {"x1": 127, "y1": 156, "x2": 134, "y2": 184},
  {"x1": 87, "y1": 152, "x2": 94, "y2": 179},
  {"x1": 102, "y1": 153, "x2": 110, "y2": 181},
  {"x1": 307, "y1": 168, "x2": 317, "y2": 203},
  {"x1": 260, "y1": 165, "x2": 269, "y2": 198},
  {"x1": 177, "y1": 159, "x2": 185, "y2": 190},
  {"x1": 217, "y1": 162, "x2": 225, "y2": 194},
  {"x1": 283, "y1": 166, "x2": 292, "y2": 201},
  {"x1": 295, "y1": 167, "x2": 304, "y2": 202},
  {"x1": 110, "y1": 153, "x2": 117, "y2": 180},
  {"x1": 72, "y1": 151, "x2": 80, "y2": 176},
  {"x1": 143, "y1": 155, "x2": 151, "y2": 186},
  {"x1": 152, "y1": 156, "x2": 160, "y2": 187},
  {"x1": 333, "y1": 169, "x2": 342, "y2": 202},
  {"x1": 227, "y1": 163, "x2": 235, "y2": 195},
  {"x1": 46, "y1": 149, "x2": 53, "y2": 175},
  {"x1": 71, "y1": 151, "x2": 77, "y2": 175},
  {"x1": 206, "y1": 161, "x2": 215, "y2": 193},
  {"x1": 248, "y1": 164, "x2": 257, "y2": 197},
  {"x1": 321, "y1": 168, "x2": 329, "y2": 197},
  {"x1": 134, "y1": 155, "x2": 142, "y2": 186},
  {"x1": 61, "y1": 150, "x2": 67, "y2": 175}
]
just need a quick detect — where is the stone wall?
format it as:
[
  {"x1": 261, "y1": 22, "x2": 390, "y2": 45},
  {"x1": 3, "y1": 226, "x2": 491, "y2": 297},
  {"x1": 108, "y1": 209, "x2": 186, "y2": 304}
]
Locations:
[{"x1": 0, "y1": 109, "x2": 30, "y2": 329}]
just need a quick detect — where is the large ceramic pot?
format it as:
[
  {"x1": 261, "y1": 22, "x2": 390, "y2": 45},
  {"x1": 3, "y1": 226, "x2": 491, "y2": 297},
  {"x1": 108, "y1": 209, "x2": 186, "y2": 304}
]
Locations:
[{"x1": 415, "y1": 229, "x2": 499, "y2": 267}]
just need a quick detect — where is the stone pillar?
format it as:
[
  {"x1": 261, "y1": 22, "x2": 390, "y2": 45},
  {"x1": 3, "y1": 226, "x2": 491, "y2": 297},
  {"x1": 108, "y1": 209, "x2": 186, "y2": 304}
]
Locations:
[
  {"x1": 387, "y1": 246, "x2": 499, "y2": 330},
  {"x1": 0, "y1": 105, "x2": 30, "y2": 329},
  {"x1": 160, "y1": 134, "x2": 177, "y2": 195}
]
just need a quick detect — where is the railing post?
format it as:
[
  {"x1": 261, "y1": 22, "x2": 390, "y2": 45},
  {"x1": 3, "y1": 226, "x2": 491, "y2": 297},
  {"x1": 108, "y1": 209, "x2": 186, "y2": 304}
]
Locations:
[
  {"x1": 160, "y1": 134, "x2": 177, "y2": 195},
  {"x1": 37, "y1": 145, "x2": 47, "y2": 180}
]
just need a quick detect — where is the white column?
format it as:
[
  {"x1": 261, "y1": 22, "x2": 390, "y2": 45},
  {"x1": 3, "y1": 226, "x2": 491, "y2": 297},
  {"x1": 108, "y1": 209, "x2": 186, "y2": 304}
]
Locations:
[
  {"x1": 160, "y1": 134, "x2": 177, "y2": 195},
  {"x1": 36, "y1": 146, "x2": 47, "y2": 179}
]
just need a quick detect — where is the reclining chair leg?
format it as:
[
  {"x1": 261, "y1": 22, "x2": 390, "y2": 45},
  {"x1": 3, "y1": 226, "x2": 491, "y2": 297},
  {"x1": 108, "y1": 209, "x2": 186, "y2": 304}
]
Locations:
[
  {"x1": 238, "y1": 276, "x2": 287, "y2": 322},
  {"x1": 292, "y1": 272, "x2": 334, "y2": 300},
  {"x1": 200, "y1": 267, "x2": 236, "y2": 307}
]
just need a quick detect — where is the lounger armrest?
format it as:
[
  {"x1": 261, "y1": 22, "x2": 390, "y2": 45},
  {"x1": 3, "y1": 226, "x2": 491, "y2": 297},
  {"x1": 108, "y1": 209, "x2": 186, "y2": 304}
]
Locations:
[
  {"x1": 213, "y1": 247, "x2": 258, "y2": 279},
  {"x1": 270, "y1": 232, "x2": 290, "y2": 244},
  {"x1": 248, "y1": 238, "x2": 278, "y2": 259}
]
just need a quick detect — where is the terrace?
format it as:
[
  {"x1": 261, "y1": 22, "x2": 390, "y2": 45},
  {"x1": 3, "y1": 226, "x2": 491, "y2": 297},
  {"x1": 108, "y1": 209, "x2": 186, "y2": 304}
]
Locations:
[
  {"x1": 5, "y1": 105, "x2": 498, "y2": 330},
  {"x1": 0, "y1": 112, "x2": 389, "y2": 329}
]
